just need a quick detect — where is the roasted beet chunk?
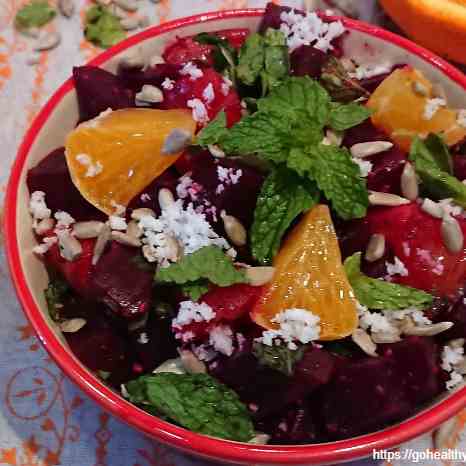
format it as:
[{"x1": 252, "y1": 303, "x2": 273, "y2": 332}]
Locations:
[
  {"x1": 366, "y1": 146, "x2": 407, "y2": 194},
  {"x1": 73, "y1": 66, "x2": 134, "y2": 122},
  {"x1": 27, "y1": 147, "x2": 105, "y2": 221},
  {"x1": 118, "y1": 63, "x2": 181, "y2": 93},
  {"x1": 290, "y1": 46, "x2": 327, "y2": 78},
  {"x1": 430, "y1": 296, "x2": 466, "y2": 341},
  {"x1": 453, "y1": 154, "x2": 466, "y2": 181},
  {"x1": 322, "y1": 357, "x2": 412, "y2": 439},
  {"x1": 92, "y1": 242, "x2": 153, "y2": 318},
  {"x1": 381, "y1": 337, "x2": 442, "y2": 405},
  {"x1": 258, "y1": 3, "x2": 295, "y2": 33}
]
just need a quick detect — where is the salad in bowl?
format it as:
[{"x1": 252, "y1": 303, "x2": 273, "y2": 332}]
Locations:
[{"x1": 20, "y1": 1, "x2": 466, "y2": 447}]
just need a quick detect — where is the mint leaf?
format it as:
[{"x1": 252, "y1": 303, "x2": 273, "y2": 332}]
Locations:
[
  {"x1": 222, "y1": 112, "x2": 293, "y2": 163},
  {"x1": 194, "y1": 33, "x2": 237, "y2": 74},
  {"x1": 261, "y1": 29, "x2": 289, "y2": 95},
  {"x1": 44, "y1": 277, "x2": 69, "y2": 321},
  {"x1": 15, "y1": 1, "x2": 55, "y2": 29},
  {"x1": 196, "y1": 111, "x2": 228, "y2": 147},
  {"x1": 288, "y1": 145, "x2": 369, "y2": 220},
  {"x1": 85, "y1": 5, "x2": 125, "y2": 49},
  {"x1": 251, "y1": 167, "x2": 319, "y2": 264},
  {"x1": 257, "y1": 76, "x2": 331, "y2": 127},
  {"x1": 344, "y1": 253, "x2": 433, "y2": 310},
  {"x1": 253, "y1": 342, "x2": 306, "y2": 376},
  {"x1": 328, "y1": 102, "x2": 372, "y2": 131},
  {"x1": 410, "y1": 135, "x2": 466, "y2": 207},
  {"x1": 236, "y1": 33, "x2": 265, "y2": 86},
  {"x1": 156, "y1": 246, "x2": 247, "y2": 287},
  {"x1": 410, "y1": 134, "x2": 452, "y2": 174},
  {"x1": 126, "y1": 373, "x2": 254, "y2": 441},
  {"x1": 180, "y1": 280, "x2": 210, "y2": 301},
  {"x1": 320, "y1": 56, "x2": 370, "y2": 103}
]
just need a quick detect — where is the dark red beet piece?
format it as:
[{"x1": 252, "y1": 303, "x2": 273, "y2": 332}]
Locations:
[
  {"x1": 453, "y1": 154, "x2": 466, "y2": 181},
  {"x1": 366, "y1": 147, "x2": 407, "y2": 194},
  {"x1": 92, "y1": 242, "x2": 153, "y2": 318},
  {"x1": 381, "y1": 336, "x2": 442, "y2": 405},
  {"x1": 322, "y1": 357, "x2": 412, "y2": 439},
  {"x1": 118, "y1": 63, "x2": 181, "y2": 92},
  {"x1": 342, "y1": 119, "x2": 389, "y2": 147},
  {"x1": 429, "y1": 296, "x2": 466, "y2": 341},
  {"x1": 27, "y1": 147, "x2": 105, "y2": 221},
  {"x1": 73, "y1": 66, "x2": 134, "y2": 122},
  {"x1": 359, "y1": 64, "x2": 405, "y2": 94},
  {"x1": 258, "y1": 3, "x2": 295, "y2": 33},
  {"x1": 290, "y1": 45, "x2": 328, "y2": 78}
]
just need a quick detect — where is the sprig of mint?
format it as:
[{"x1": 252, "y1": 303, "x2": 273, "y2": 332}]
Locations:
[
  {"x1": 410, "y1": 134, "x2": 466, "y2": 207},
  {"x1": 44, "y1": 277, "x2": 70, "y2": 321},
  {"x1": 194, "y1": 33, "x2": 237, "y2": 76},
  {"x1": 288, "y1": 145, "x2": 369, "y2": 220},
  {"x1": 84, "y1": 5, "x2": 125, "y2": 49},
  {"x1": 180, "y1": 280, "x2": 210, "y2": 301},
  {"x1": 236, "y1": 29, "x2": 289, "y2": 94},
  {"x1": 155, "y1": 246, "x2": 247, "y2": 287},
  {"x1": 253, "y1": 342, "x2": 306, "y2": 376},
  {"x1": 328, "y1": 102, "x2": 373, "y2": 131},
  {"x1": 196, "y1": 111, "x2": 229, "y2": 147},
  {"x1": 344, "y1": 252, "x2": 433, "y2": 310},
  {"x1": 126, "y1": 373, "x2": 254, "y2": 442},
  {"x1": 15, "y1": 1, "x2": 55, "y2": 29},
  {"x1": 251, "y1": 167, "x2": 319, "y2": 264}
]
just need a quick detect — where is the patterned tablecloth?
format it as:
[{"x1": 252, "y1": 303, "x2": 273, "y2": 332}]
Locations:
[{"x1": 0, "y1": 0, "x2": 465, "y2": 465}]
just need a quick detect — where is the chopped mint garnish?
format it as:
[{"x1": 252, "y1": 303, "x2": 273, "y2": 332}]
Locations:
[
  {"x1": 253, "y1": 341, "x2": 306, "y2": 376},
  {"x1": 328, "y1": 102, "x2": 373, "y2": 131},
  {"x1": 84, "y1": 5, "x2": 125, "y2": 49},
  {"x1": 125, "y1": 373, "x2": 254, "y2": 441},
  {"x1": 288, "y1": 145, "x2": 369, "y2": 220},
  {"x1": 251, "y1": 167, "x2": 319, "y2": 264},
  {"x1": 320, "y1": 56, "x2": 370, "y2": 103},
  {"x1": 155, "y1": 246, "x2": 247, "y2": 287},
  {"x1": 44, "y1": 277, "x2": 69, "y2": 321},
  {"x1": 15, "y1": 1, "x2": 56, "y2": 29},
  {"x1": 344, "y1": 252, "x2": 434, "y2": 310},
  {"x1": 180, "y1": 280, "x2": 210, "y2": 301},
  {"x1": 410, "y1": 135, "x2": 466, "y2": 207},
  {"x1": 236, "y1": 33, "x2": 266, "y2": 86},
  {"x1": 196, "y1": 111, "x2": 229, "y2": 147}
]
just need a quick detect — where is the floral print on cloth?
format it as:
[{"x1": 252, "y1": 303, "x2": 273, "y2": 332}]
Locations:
[{"x1": 0, "y1": 1, "x2": 464, "y2": 465}]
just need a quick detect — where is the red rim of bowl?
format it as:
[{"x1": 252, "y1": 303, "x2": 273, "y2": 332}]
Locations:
[{"x1": 4, "y1": 8, "x2": 466, "y2": 465}]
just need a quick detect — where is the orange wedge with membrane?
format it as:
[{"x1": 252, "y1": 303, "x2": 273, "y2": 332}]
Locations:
[
  {"x1": 65, "y1": 108, "x2": 196, "y2": 215},
  {"x1": 367, "y1": 67, "x2": 466, "y2": 151},
  {"x1": 251, "y1": 205, "x2": 358, "y2": 341}
]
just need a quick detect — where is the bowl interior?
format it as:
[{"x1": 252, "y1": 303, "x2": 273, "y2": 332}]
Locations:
[{"x1": 7, "y1": 10, "x2": 466, "y2": 465}]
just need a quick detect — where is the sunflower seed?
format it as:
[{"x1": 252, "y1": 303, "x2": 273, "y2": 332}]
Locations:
[
  {"x1": 421, "y1": 198, "x2": 443, "y2": 219},
  {"x1": 161, "y1": 128, "x2": 192, "y2": 155},
  {"x1": 92, "y1": 224, "x2": 111, "y2": 265},
  {"x1": 179, "y1": 350, "x2": 206, "y2": 374},
  {"x1": 73, "y1": 220, "x2": 105, "y2": 239},
  {"x1": 119, "y1": 48, "x2": 145, "y2": 69},
  {"x1": 126, "y1": 220, "x2": 143, "y2": 239},
  {"x1": 120, "y1": 16, "x2": 140, "y2": 30},
  {"x1": 365, "y1": 233, "x2": 385, "y2": 262},
  {"x1": 249, "y1": 433, "x2": 271, "y2": 444},
  {"x1": 164, "y1": 236, "x2": 182, "y2": 262},
  {"x1": 221, "y1": 211, "x2": 247, "y2": 246},
  {"x1": 303, "y1": 0, "x2": 319, "y2": 10},
  {"x1": 131, "y1": 207, "x2": 156, "y2": 220},
  {"x1": 57, "y1": 232, "x2": 82, "y2": 261},
  {"x1": 432, "y1": 83, "x2": 447, "y2": 101},
  {"x1": 34, "y1": 31, "x2": 61, "y2": 51},
  {"x1": 208, "y1": 144, "x2": 225, "y2": 158},
  {"x1": 352, "y1": 329, "x2": 377, "y2": 357},
  {"x1": 58, "y1": 0, "x2": 75, "y2": 17},
  {"x1": 448, "y1": 338, "x2": 465, "y2": 349},
  {"x1": 350, "y1": 141, "x2": 393, "y2": 158},
  {"x1": 135, "y1": 84, "x2": 164, "y2": 103},
  {"x1": 34, "y1": 218, "x2": 55, "y2": 235},
  {"x1": 403, "y1": 321, "x2": 454, "y2": 336},
  {"x1": 114, "y1": 0, "x2": 138, "y2": 11},
  {"x1": 400, "y1": 162, "x2": 419, "y2": 201},
  {"x1": 454, "y1": 358, "x2": 466, "y2": 375},
  {"x1": 109, "y1": 3, "x2": 127, "y2": 18},
  {"x1": 158, "y1": 188, "x2": 175, "y2": 210},
  {"x1": 153, "y1": 358, "x2": 185, "y2": 374},
  {"x1": 411, "y1": 81, "x2": 428, "y2": 97},
  {"x1": 244, "y1": 266, "x2": 276, "y2": 286},
  {"x1": 142, "y1": 245, "x2": 157, "y2": 262},
  {"x1": 59, "y1": 318, "x2": 87, "y2": 333},
  {"x1": 371, "y1": 331, "x2": 402, "y2": 344},
  {"x1": 434, "y1": 417, "x2": 457, "y2": 451},
  {"x1": 111, "y1": 231, "x2": 141, "y2": 247},
  {"x1": 441, "y1": 215, "x2": 464, "y2": 253},
  {"x1": 326, "y1": 129, "x2": 343, "y2": 147},
  {"x1": 368, "y1": 192, "x2": 411, "y2": 207}
]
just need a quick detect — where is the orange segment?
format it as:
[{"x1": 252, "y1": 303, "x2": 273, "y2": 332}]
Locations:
[
  {"x1": 65, "y1": 108, "x2": 196, "y2": 215},
  {"x1": 251, "y1": 205, "x2": 358, "y2": 341},
  {"x1": 367, "y1": 67, "x2": 466, "y2": 152}
]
